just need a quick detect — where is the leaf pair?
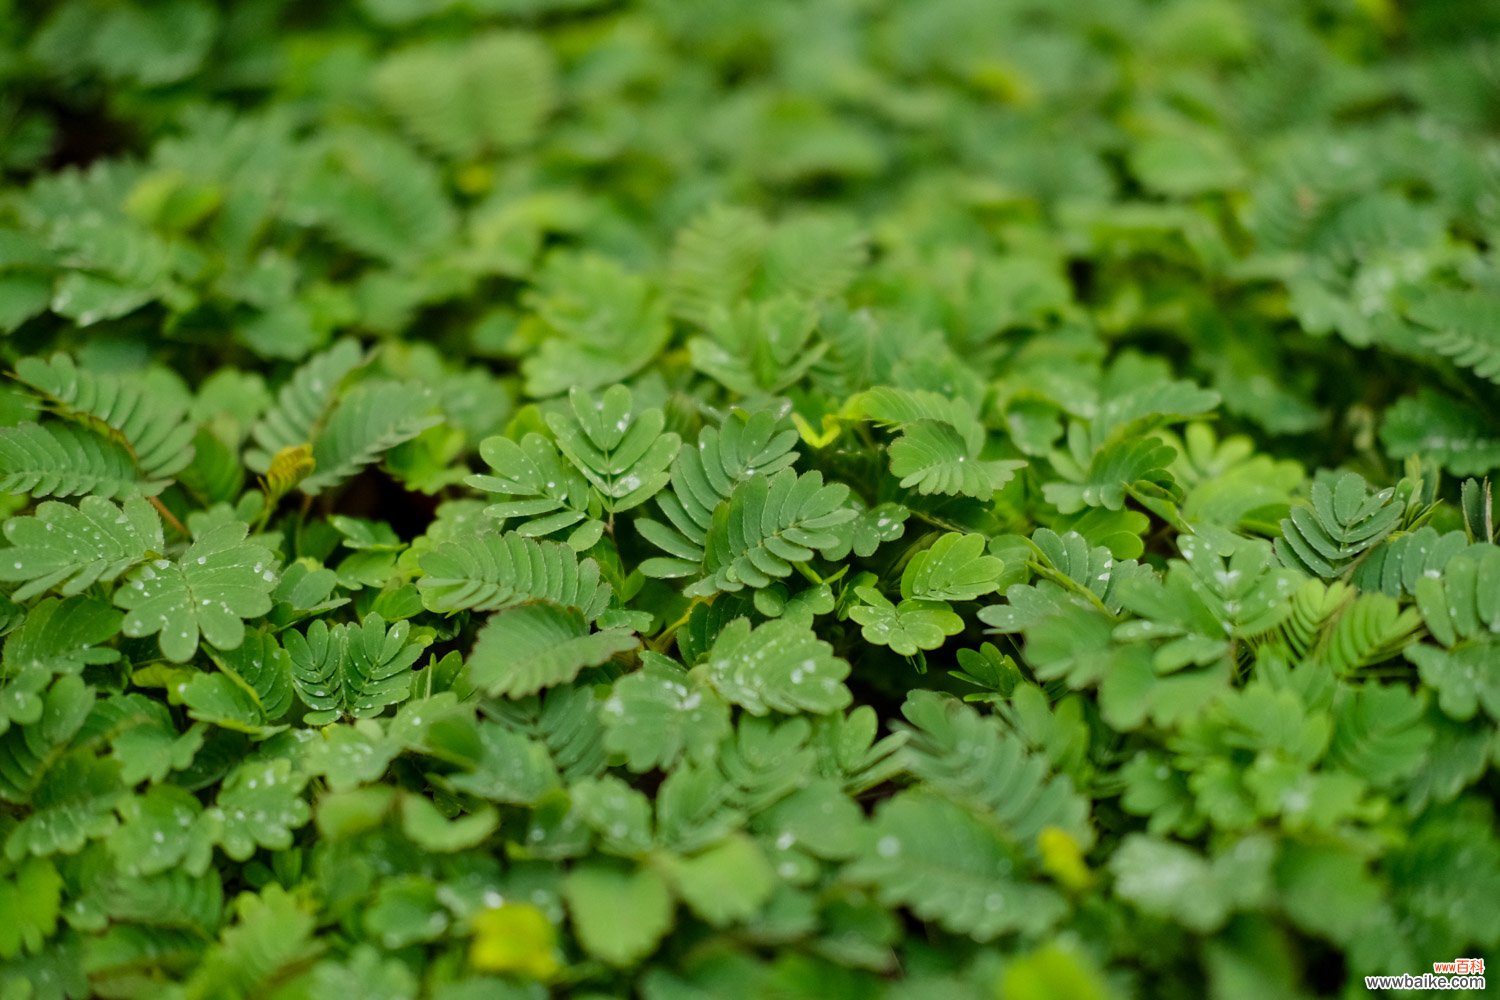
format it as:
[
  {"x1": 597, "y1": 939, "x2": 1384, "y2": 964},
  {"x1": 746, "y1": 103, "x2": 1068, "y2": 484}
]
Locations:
[
  {"x1": 246, "y1": 339, "x2": 440, "y2": 496},
  {"x1": 638, "y1": 408, "x2": 800, "y2": 579},
  {"x1": 470, "y1": 385, "x2": 679, "y2": 549},
  {"x1": 1276, "y1": 472, "x2": 1404, "y2": 578},
  {"x1": 0, "y1": 354, "x2": 197, "y2": 499},
  {"x1": 851, "y1": 533, "x2": 1007, "y2": 656},
  {"x1": 286, "y1": 613, "x2": 429, "y2": 725},
  {"x1": 851, "y1": 387, "x2": 1024, "y2": 499}
]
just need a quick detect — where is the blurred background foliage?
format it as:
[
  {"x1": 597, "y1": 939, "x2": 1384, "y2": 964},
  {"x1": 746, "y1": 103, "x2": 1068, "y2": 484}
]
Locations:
[{"x1": 0, "y1": 0, "x2": 1497, "y2": 483}]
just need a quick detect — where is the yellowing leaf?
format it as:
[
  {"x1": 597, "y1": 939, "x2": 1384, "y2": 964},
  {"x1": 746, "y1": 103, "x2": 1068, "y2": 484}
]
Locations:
[{"x1": 469, "y1": 903, "x2": 561, "y2": 980}]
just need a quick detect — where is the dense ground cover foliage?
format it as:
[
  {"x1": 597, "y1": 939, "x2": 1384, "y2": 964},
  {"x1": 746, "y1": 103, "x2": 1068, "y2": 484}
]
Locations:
[{"x1": 1, "y1": 0, "x2": 1499, "y2": 996}]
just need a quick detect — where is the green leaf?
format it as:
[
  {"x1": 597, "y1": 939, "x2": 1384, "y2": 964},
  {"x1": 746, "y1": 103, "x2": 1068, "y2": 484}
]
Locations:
[
  {"x1": 446, "y1": 722, "x2": 560, "y2": 805},
  {"x1": 467, "y1": 603, "x2": 637, "y2": 699},
  {"x1": 704, "y1": 617, "x2": 851, "y2": 716},
  {"x1": 108, "y1": 783, "x2": 214, "y2": 877},
  {"x1": 638, "y1": 408, "x2": 800, "y2": 579},
  {"x1": 849, "y1": 587, "x2": 963, "y2": 657},
  {"x1": 0, "y1": 274, "x2": 51, "y2": 333},
  {"x1": 689, "y1": 297, "x2": 828, "y2": 395},
  {"x1": 184, "y1": 885, "x2": 321, "y2": 1000},
  {"x1": 546, "y1": 385, "x2": 680, "y2": 514},
  {"x1": 825, "y1": 501, "x2": 909, "y2": 561},
  {"x1": 399, "y1": 795, "x2": 498, "y2": 852},
  {"x1": 1407, "y1": 643, "x2": 1500, "y2": 721},
  {"x1": 114, "y1": 519, "x2": 279, "y2": 662},
  {"x1": 600, "y1": 653, "x2": 731, "y2": 772},
  {"x1": 306, "y1": 944, "x2": 421, "y2": 1000},
  {"x1": 756, "y1": 779, "x2": 865, "y2": 860},
  {"x1": 852, "y1": 388, "x2": 1023, "y2": 499},
  {"x1": 1406, "y1": 287, "x2": 1500, "y2": 385},
  {"x1": 468, "y1": 433, "x2": 596, "y2": 544},
  {"x1": 0, "y1": 674, "x2": 95, "y2": 804},
  {"x1": 658, "y1": 833, "x2": 775, "y2": 927},
  {"x1": 1413, "y1": 546, "x2": 1500, "y2": 647},
  {"x1": 302, "y1": 381, "x2": 442, "y2": 495},
  {"x1": 571, "y1": 774, "x2": 653, "y2": 854},
  {"x1": 690, "y1": 469, "x2": 855, "y2": 597},
  {"x1": 1327, "y1": 684, "x2": 1433, "y2": 788},
  {"x1": 667, "y1": 204, "x2": 770, "y2": 328},
  {"x1": 107, "y1": 700, "x2": 204, "y2": 786},
  {"x1": 246, "y1": 339, "x2": 366, "y2": 471},
  {"x1": 183, "y1": 628, "x2": 294, "y2": 733},
  {"x1": 374, "y1": 32, "x2": 557, "y2": 159},
  {"x1": 897, "y1": 691, "x2": 1095, "y2": 850},
  {"x1": 2, "y1": 596, "x2": 122, "y2": 677},
  {"x1": 286, "y1": 613, "x2": 428, "y2": 724},
  {"x1": 900, "y1": 533, "x2": 1006, "y2": 602},
  {"x1": 0, "y1": 422, "x2": 157, "y2": 499},
  {"x1": 303, "y1": 721, "x2": 400, "y2": 793},
  {"x1": 890, "y1": 421, "x2": 1023, "y2": 498},
  {"x1": 564, "y1": 860, "x2": 674, "y2": 967},
  {"x1": 1351, "y1": 525, "x2": 1474, "y2": 598},
  {"x1": 0, "y1": 495, "x2": 162, "y2": 601},
  {"x1": 1130, "y1": 131, "x2": 1245, "y2": 196},
  {"x1": 1114, "y1": 530, "x2": 1301, "y2": 671},
  {"x1": 1275, "y1": 843, "x2": 1387, "y2": 946},
  {"x1": 846, "y1": 790, "x2": 1066, "y2": 941},
  {"x1": 521, "y1": 254, "x2": 673, "y2": 397},
  {"x1": 290, "y1": 126, "x2": 456, "y2": 266},
  {"x1": 1045, "y1": 436, "x2": 1179, "y2": 514},
  {"x1": 1307, "y1": 591, "x2": 1423, "y2": 673},
  {"x1": 0, "y1": 857, "x2": 62, "y2": 958},
  {"x1": 1275, "y1": 472, "x2": 1405, "y2": 578},
  {"x1": 1460, "y1": 477, "x2": 1494, "y2": 543},
  {"x1": 179, "y1": 427, "x2": 248, "y2": 506},
  {"x1": 417, "y1": 531, "x2": 612, "y2": 619},
  {"x1": 1380, "y1": 389, "x2": 1500, "y2": 477},
  {"x1": 1109, "y1": 834, "x2": 1275, "y2": 933},
  {"x1": 760, "y1": 213, "x2": 868, "y2": 303},
  {"x1": 13, "y1": 354, "x2": 195, "y2": 480},
  {"x1": 6, "y1": 751, "x2": 122, "y2": 859},
  {"x1": 364, "y1": 876, "x2": 449, "y2": 947},
  {"x1": 207, "y1": 758, "x2": 311, "y2": 861}
]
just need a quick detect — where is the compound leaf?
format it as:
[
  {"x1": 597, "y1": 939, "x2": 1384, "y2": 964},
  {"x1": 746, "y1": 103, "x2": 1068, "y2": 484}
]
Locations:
[
  {"x1": 417, "y1": 531, "x2": 612, "y2": 619},
  {"x1": 845, "y1": 790, "x2": 1067, "y2": 941},
  {"x1": 207, "y1": 758, "x2": 311, "y2": 861},
  {"x1": 0, "y1": 422, "x2": 155, "y2": 499},
  {"x1": 600, "y1": 652, "x2": 731, "y2": 773},
  {"x1": 849, "y1": 587, "x2": 964, "y2": 657},
  {"x1": 638, "y1": 409, "x2": 800, "y2": 579},
  {"x1": 246, "y1": 339, "x2": 366, "y2": 472},
  {"x1": 467, "y1": 603, "x2": 638, "y2": 699},
  {"x1": 374, "y1": 32, "x2": 557, "y2": 159},
  {"x1": 901, "y1": 533, "x2": 1006, "y2": 602},
  {"x1": 691, "y1": 469, "x2": 854, "y2": 597},
  {"x1": 13, "y1": 354, "x2": 195, "y2": 479},
  {"x1": 285, "y1": 613, "x2": 428, "y2": 724},
  {"x1": 113, "y1": 520, "x2": 279, "y2": 662},
  {"x1": 547, "y1": 385, "x2": 680, "y2": 514},
  {"x1": 704, "y1": 617, "x2": 851, "y2": 716},
  {"x1": 0, "y1": 495, "x2": 163, "y2": 601},
  {"x1": 301, "y1": 381, "x2": 441, "y2": 495}
]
